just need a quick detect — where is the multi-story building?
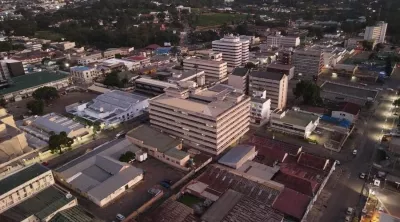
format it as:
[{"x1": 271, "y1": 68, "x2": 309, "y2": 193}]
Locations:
[
  {"x1": 51, "y1": 41, "x2": 76, "y2": 51},
  {"x1": 103, "y1": 48, "x2": 123, "y2": 59},
  {"x1": 212, "y1": 35, "x2": 249, "y2": 67},
  {"x1": 364, "y1": 21, "x2": 387, "y2": 43},
  {"x1": 228, "y1": 67, "x2": 249, "y2": 94},
  {"x1": 277, "y1": 50, "x2": 293, "y2": 65},
  {"x1": 292, "y1": 49, "x2": 324, "y2": 79},
  {"x1": 149, "y1": 84, "x2": 250, "y2": 155},
  {"x1": 266, "y1": 34, "x2": 300, "y2": 48},
  {"x1": 77, "y1": 52, "x2": 103, "y2": 65},
  {"x1": 270, "y1": 109, "x2": 319, "y2": 138},
  {"x1": 0, "y1": 59, "x2": 25, "y2": 81},
  {"x1": 250, "y1": 96, "x2": 271, "y2": 126},
  {"x1": 70, "y1": 66, "x2": 100, "y2": 83},
  {"x1": 183, "y1": 58, "x2": 228, "y2": 83},
  {"x1": 249, "y1": 71, "x2": 288, "y2": 110},
  {"x1": 0, "y1": 163, "x2": 55, "y2": 213},
  {"x1": 266, "y1": 63, "x2": 295, "y2": 80}
]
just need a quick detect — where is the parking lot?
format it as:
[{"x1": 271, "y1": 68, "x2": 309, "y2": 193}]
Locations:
[
  {"x1": 73, "y1": 157, "x2": 186, "y2": 222},
  {"x1": 6, "y1": 91, "x2": 98, "y2": 119}
]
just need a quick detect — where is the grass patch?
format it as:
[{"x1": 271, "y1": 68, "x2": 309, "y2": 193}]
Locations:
[
  {"x1": 35, "y1": 31, "x2": 64, "y2": 41},
  {"x1": 195, "y1": 13, "x2": 247, "y2": 27},
  {"x1": 178, "y1": 193, "x2": 203, "y2": 207}
]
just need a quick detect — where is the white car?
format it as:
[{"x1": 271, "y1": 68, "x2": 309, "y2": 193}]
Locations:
[
  {"x1": 116, "y1": 214, "x2": 125, "y2": 221},
  {"x1": 360, "y1": 173, "x2": 366, "y2": 179},
  {"x1": 353, "y1": 150, "x2": 358, "y2": 155}
]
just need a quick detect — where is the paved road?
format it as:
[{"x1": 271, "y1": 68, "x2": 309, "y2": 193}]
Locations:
[{"x1": 319, "y1": 69, "x2": 400, "y2": 222}]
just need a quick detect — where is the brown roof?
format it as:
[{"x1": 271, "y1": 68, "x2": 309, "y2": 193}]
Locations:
[
  {"x1": 247, "y1": 135, "x2": 301, "y2": 156},
  {"x1": 297, "y1": 152, "x2": 328, "y2": 171},
  {"x1": 337, "y1": 102, "x2": 360, "y2": 115},
  {"x1": 272, "y1": 188, "x2": 311, "y2": 220},
  {"x1": 272, "y1": 171, "x2": 314, "y2": 196},
  {"x1": 145, "y1": 44, "x2": 161, "y2": 50}
]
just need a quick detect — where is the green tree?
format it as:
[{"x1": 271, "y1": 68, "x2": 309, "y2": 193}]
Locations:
[
  {"x1": 26, "y1": 100, "x2": 44, "y2": 115},
  {"x1": 393, "y1": 99, "x2": 400, "y2": 107},
  {"x1": 293, "y1": 80, "x2": 322, "y2": 105},
  {"x1": 32, "y1": 87, "x2": 59, "y2": 103},
  {"x1": 48, "y1": 131, "x2": 73, "y2": 154},
  {"x1": 103, "y1": 72, "x2": 121, "y2": 87},
  {"x1": 0, "y1": 98, "x2": 6, "y2": 108},
  {"x1": 119, "y1": 151, "x2": 135, "y2": 162}
]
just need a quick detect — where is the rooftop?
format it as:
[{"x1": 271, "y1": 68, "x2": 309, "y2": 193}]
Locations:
[
  {"x1": 250, "y1": 70, "x2": 286, "y2": 81},
  {"x1": 0, "y1": 163, "x2": 50, "y2": 196},
  {"x1": 184, "y1": 58, "x2": 227, "y2": 66},
  {"x1": 321, "y1": 81, "x2": 378, "y2": 99},
  {"x1": 3, "y1": 186, "x2": 76, "y2": 221},
  {"x1": 0, "y1": 71, "x2": 68, "y2": 95},
  {"x1": 88, "y1": 90, "x2": 148, "y2": 112},
  {"x1": 231, "y1": 68, "x2": 249, "y2": 77},
  {"x1": 49, "y1": 205, "x2": 101, "y2": 222},
  {"x1": 218, "y1": 144, "x2": 255, "y2": 167},
  {"x1": 127, "y1": 125, "x2": 182, "y2": 153},
  {"x1": 336, "y1": 102, "x2": 361, "y2": 115},
  {"x1": 151, "y1": 84, "x2": 247, "y2": 118},
  {"x1": 70, "y1": 66, "x2": 92, "y2": 72},
  {"x1": 168, "y1": 69, "x2": 204, "y2": 82},
  {"x1": 274, "y1": 110, "x2": 319, "y2": 127},
  {"x1": 201, "y1": 189, "x2": 284, "y2": 222},
  {"x1": 272, "y1": 187, "x2": 311, "y2": 220},
  {"x1": 141, "y1": 198, "x2": 194, "y2": 222},
  {"x1": 266, "y1": 63, "x2": 294, "y2": 70},
  {"x1": 26, "y1": 113, "x2": 87, "y2": 136}
]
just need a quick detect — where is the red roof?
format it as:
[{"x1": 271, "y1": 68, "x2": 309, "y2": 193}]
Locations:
[
  {"x1": 145, "y1": 44, "x2": 161, "y2": 50},
  {"x1": 297, "y1": 152, "x2": 328, "y2": 171},
  {"x1": 273, "y1": 171, "x2": 315, "y2": 196},
  {"x1": 337, "y1": 102, "x2": 360, "y2": 115},
  {"x1": 248, "y1": 135, "x2": 301, "y2": 156},
  {"x1": 125, "y1": 56, "x2": 147, "y2": 61},
  {"x1": 272, "y1": 188, "x2": 311, "y2": 220}
]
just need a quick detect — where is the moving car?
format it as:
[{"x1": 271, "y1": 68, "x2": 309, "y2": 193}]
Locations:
[
  {"x1": 116, "y1": 214, "x2": 125, "y2": 221},
  {"x1": 353, "y1": 149, "x2": 358, "y2": 156},
  {"x1": 359, "y1": 173, "x2": 366, "y2": 179}
]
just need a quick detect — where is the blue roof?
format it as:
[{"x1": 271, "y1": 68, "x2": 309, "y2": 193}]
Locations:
[
  {"x1": 70, "y1": 66, "x2": 91, "y2": 72},
  {"x1": 218, "y1": 145, "x2": 254, "y2": 166},
  {"x1": 321, "y1": 115, "x2": 351, "y2": 128},
  {"x1": 155, "y1": 47, "x2": 171, "y2": 55}
]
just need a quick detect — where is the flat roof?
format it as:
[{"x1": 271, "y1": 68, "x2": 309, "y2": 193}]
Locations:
[
  {"x1": 201, "y1": 189, "x2": 243, "y2": 222},
  {"x1": 231, "y1": 68, "x2": 249, "y2": 77},
  {"x1": 0, "y1": 71, "x2": 68, "y2": 95},
  {"x1": 0, "y1": 163, "x2": 50, "y2": 196},
  {"x1": 127, "y1": 125, "x2": 181, "y2": 153},
  {"x1": 218, "y1": 144, "x2": 255, "y2": 167},
  {"x1": 250, "y1": 71, "x2": 285, "y2": 81},
  {"x1": 135, "y1": 78, "x2": 177, "y2": 89},
  {"x1": 3, "y1": 186, "x2": 76, "y2": 221},
  {"x1": 272, "y1": 188, "x2": 311, "y2": 220},
  {"x1": 321, "y1": 81, "x2": 378, "y2": 99},
  {"x1": 70, "y1": 66, "x2": 92, "y2": 72},
  {"x1": 164, "y1": 148, "x2": 189, "y2": 160},
  {"x1": 49, "y1": 205, "x2": 100, "y2": 222},
  {"x1": 275, "y1": 110, "x2": 319, "y2": 127},
  {"x1": 267, "y1": 63, "x2": 294, "y2": 70}
]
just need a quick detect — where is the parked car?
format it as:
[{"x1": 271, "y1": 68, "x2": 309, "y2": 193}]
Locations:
[
  {"x1": 115, "y1": 131, "x2": 126, "y2": 138},
  {"x1": 347, "y1": 207, "x2": 354, "y2": 215},
  {"x1": 160, "y1": 181, "x2": 171, "y2": 188},
  {"x1": 359, "y1": 173, "x2": 366, "y2": 179},
  {"x1": 148, "y1": 188, "x2": 161, "y2": 196},
  {"x1": 116, "y1": 214, "x2": 125, "y2": 221},
  {"x1": 353, "y1": 149, "x2": 358, "y2": 156},
  {"x1": 335, "y1": 160, "x2": 341, "y2": 165}
]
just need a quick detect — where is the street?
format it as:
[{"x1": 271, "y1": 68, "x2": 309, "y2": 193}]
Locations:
[{"x1": 319, "y1": 69, "x2": 400, "y2": 222}]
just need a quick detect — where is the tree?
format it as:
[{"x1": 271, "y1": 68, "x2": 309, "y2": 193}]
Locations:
[
  {"x1": 293, "y1": 80, "x2": 322, "y2": 105},
  {"x1": 32, "y1": 87, "x2": 59, "y2": 103},
  {"x1": 119, "y1": 151, "x2": 135, "y2": 162},
  {"x1": 393, "y1": 99, "x2": 400, "y2": 107},
  {"x1": 244, "y1": 62, "x2": 256, "y2": 69},
  {"x1": 48, "y1": 131, "x2": 73, "y2": 154},
  {"x1": 103, "y1": 72, "x2": 122, "y2": 87},
  {"x1": 362, "y1": 40, "x2": 374, "y2": 51},
  {"x1": 26, "y1": 100, "x2": 44, "y2": 115}
]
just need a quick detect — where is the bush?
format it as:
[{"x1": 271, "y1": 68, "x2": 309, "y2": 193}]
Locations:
[{"x1": 119, "y1": 151, "x2": 135, "y2": 162}]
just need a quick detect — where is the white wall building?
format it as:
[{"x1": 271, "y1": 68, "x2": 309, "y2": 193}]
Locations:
[
  {"x1": 250, "y1": 96, "x2": 271, "y2": 127},
  {"x1": 266, "y1": 34, "x2": 300, "y2": 48},
  {"x1": 212, "y1": 35, "x2": 249, "y2": 67},
  {"x1": 77, "y1": 52, "x2": 104, "y2": 65},
  {"x1": 183, "y1": 58, "x2": 228, "y2": 83},
  {"x1": 70, "y1": 66, "x2": 100, "y2": 83},
  {"x1": 364, "y1": 21, "x2": 387, "y2": 43},
  {"x1": 270, "y1": 109, "x2": 320, "y2": 138},
  {"x1": 101, "y1": 58, "x2": 140, "y2": 71},
  {"x1": 66, "y1": 90, "x2": 149, "y2": 128}
]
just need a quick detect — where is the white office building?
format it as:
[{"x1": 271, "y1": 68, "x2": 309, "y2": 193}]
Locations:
[
  {"x1": 183, "y1": 58, "x2": 228, "y2": 83},
  {"x1": 266, "y1": 34, "x2": 300, "y2": 48},
  {"x1": 270, "y1": 109, "x2": 320, "y2": 138},
  {"x1": 293, "y1": 49, "x2": 324, "y2": 79},
  {"x1": 66, "y1": 90, "x2": 149, "y2": 128},
  {"x1": 364, "y1": 21, "x2": 387, "y2": 43},
  {"x1": 70, "y1": 66, "x2": 100, "y2": 83},
  {"x1": 250, "y1": 96, "x2": 271, "y2": 127},
  {"x1": 212, "y1": 35, "x2": 249, "y2": 67}
]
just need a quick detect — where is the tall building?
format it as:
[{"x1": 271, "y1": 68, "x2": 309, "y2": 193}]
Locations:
[
  {"x1": 212, "y1": 36, "x2": 249, "y2": 67},
  {"x1": 277, "y1": 50, "x2": 293, "y2": 65},
  {"x1": 0, "y1": 59, "x2": 25, "y2": 81},
  {"x1": 292, "y1": 49, "x2": 324, "y2": 79},
  {"x1": 183, "y1": 58, "x2": 228, "y2": 83},
  {"x1": 266, "y1": 34, "x2": 300, "y2": 48},
  {"x1": 228, "y1": 67, "x2": 249, "y2": 94},
  {"x1": 70, "y1": 66, "x2": 99, "y2": 83},
  {"x1": 149, "y1": 84, "x2": 250, "y2": 155},
  {"x1": 249, "y1": 71, "x2": 288, "y2": 110},
  {"x1": 364, "y1": 21, "x2": 387, "y2": 43}
]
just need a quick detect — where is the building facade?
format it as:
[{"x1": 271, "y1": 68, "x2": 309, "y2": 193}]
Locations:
[
  {"x1": 266, "y1": 35, "x2": 300, "y2": 48},
  {"x1": 228, "y1": 68, "x2": 249, "y2": 95},
  {"x1": 149, "y1": 85, "x2": 250, "y2": 155},
  {"x1": 266, "y1": 63, "x2": 295, "y2": 80},
  {"x1": 292, "y1": 49, "x2": 324, "y2": 79},
  {"x1": 70, "y1": 66, "x2": 99, "y2": 83},
  {"x1": 183, "y1": 58, "x2": 228, "y2": 83},
  {"x1": 0, "y1": 164, "x2": 55, "y2": 213},
  {"x1": 364, "y1": 21, "x2": 387, "y2": 43},
  {"x1": 249, "y1": 71, "x2": 288, "y2": 110},
  {"x1": 0, "y1": 59, "x2": 25, "y2": 81},
  {"x1": 270, "y1": 109, "x2": 319, "y2": 138},
  {"x1": 212, "y1": 36, "x2": 249, "y2": 67},
  {"x1": 250, "y1": 97, "x2": 271, "y2": 126}
]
